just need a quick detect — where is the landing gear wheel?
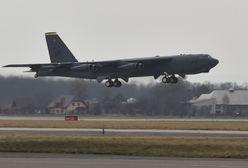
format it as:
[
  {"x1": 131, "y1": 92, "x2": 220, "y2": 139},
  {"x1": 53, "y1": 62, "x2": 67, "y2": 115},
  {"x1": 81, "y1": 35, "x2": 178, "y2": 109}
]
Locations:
[
  {"x1": 114, "y1": 79, "x2": 122, "y2": 87},
  {"x1": 169, "y1": 77, "x2": 174, "y2": 83},
  {"x1": 162, "y1": 75, "x2": 178, "y2": 84},
  {"x1": 105, "y1": 80, "x2": 114, "y2": 87},
  {"x1": 117, "y1": 81, "x2": 122, "y2": 87},
  {"x1": 172, "y1": 76, "x2": 178, "y2": 83},
  {"x1": 34, "y1": 74, "x2": 38, "y2": 78},
  {"x1": 169, "y1": 75, "x2": 178, "y2": 84},
  {"x1": 162, "y1": 77, "x2": 169, "y2": 83}
]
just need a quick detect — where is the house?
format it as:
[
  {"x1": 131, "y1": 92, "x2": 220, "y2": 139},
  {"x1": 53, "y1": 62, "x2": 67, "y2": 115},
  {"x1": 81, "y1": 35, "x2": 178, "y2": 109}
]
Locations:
[
  {"x1": 189, "y1": 89, "x2": 248, "y2": 116},
  {"x1": 48, "y1": 95, "x2": 89, "y2": 114}
]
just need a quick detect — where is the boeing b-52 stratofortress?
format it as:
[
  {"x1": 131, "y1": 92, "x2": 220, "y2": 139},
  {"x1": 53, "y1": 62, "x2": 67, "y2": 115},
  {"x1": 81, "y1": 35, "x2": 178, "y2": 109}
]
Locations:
[{"x1": 3, "y1": 32, "x2": 219, "y2": 87}]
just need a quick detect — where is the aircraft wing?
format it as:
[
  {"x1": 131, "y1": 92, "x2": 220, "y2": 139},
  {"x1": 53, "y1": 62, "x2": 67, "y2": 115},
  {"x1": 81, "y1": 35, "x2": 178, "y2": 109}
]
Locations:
[
  {"x1": 3, "y1": 56, "x2": 171, "y2": 68},
  {"x1": 3, "y1": 63, "x2": 73, "y2": 71},
  {"x1": 3, "y1": 64, "x2": 49, "y2": 67},
  {"x1": 3, "y1": 56, "x2": 172, "y2": 74}
]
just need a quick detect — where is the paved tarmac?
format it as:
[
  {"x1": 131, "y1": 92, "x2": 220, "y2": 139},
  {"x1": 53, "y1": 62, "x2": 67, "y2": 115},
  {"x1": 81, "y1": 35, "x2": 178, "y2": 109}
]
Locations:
[
  {"x1": 1, "y1": 127, "x2": 248, "y2": 137},
  {"x1": 0, "y1": 153, "x2": 247, "y2": 168}
]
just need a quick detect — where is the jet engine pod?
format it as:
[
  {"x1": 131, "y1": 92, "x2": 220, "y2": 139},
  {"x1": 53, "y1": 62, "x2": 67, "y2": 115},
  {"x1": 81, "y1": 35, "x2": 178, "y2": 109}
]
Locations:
[
  {"x1": 118, "y1": 63, "x2": 144, "y2": 71},
  {"x1": 71, "y1": 64, "x2": 98, "y2": 72},
  {"x1": 36, "y1": 70, "x2": 50, "y2": 77},
  {"x1": 39, "y1": 65, "x2": 56, "y2": 70}
]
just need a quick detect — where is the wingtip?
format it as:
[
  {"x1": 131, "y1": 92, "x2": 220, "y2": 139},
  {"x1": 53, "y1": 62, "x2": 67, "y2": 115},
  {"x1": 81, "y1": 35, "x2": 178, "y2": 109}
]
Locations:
[{"x1": 45, "y1": 32, "x2": 57, "y2": 36}]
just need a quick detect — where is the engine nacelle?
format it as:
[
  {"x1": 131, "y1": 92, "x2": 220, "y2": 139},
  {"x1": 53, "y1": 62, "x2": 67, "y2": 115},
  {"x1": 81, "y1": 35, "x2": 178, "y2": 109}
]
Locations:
[
  {"x1": 40, "y1": 65, "x2": 56, "y2": 70},
  {"x1": 118, "y1": 63, "x2": 144, "y2": 71},
  {"x1": 35, "y1": 70, "x2": 50, "y2": 77},
  {"x1": 71, "y1": 64, "x2": 98, "y2": 72}
]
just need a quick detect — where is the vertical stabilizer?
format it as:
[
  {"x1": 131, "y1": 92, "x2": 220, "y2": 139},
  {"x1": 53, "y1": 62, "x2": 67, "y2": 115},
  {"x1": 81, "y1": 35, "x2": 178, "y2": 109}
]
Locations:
[{"x1": 45, "y1": 32, "x2": 78, "y2": 63}]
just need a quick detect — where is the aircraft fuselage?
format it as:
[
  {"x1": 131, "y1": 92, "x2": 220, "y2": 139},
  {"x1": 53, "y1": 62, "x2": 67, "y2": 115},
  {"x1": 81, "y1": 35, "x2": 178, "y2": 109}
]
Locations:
[{"x1": 36, "y1": 54, "x2": 218, "y2": 81}]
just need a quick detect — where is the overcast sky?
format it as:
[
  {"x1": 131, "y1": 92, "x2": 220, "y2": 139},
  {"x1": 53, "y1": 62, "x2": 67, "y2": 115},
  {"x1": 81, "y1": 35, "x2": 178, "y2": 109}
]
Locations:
[{"x1": 0, "y1": 0, "x2": 247, "y2": 84}]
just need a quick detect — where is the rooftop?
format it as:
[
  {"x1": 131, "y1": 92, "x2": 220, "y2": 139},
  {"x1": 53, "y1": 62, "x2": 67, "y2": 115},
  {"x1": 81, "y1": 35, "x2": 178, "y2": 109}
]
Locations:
[{"x1": 189, "y1": 89, "x2": 248, "y2": 105}]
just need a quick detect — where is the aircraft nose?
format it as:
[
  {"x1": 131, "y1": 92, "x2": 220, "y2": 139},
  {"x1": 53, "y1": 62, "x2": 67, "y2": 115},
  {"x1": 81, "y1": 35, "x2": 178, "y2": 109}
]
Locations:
[{"x1": 211, "y1": 58, "x2": 219, "y2": 67}]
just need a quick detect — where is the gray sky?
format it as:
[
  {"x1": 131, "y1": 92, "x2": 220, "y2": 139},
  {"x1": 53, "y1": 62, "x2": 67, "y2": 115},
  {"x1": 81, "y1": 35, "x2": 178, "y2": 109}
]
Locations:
[{"x1": 0, "y1": 0, "x2": 247, "y2": 84}]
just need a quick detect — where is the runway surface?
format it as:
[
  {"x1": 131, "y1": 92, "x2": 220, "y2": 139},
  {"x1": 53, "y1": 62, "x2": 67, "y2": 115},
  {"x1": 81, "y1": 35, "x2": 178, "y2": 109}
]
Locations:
[
  {"x1": 1, "y1": 127, "x2": 248, "y2": 137},
  {"x1": 0, "y1": 153, "x2": 247, "y2": 168}
]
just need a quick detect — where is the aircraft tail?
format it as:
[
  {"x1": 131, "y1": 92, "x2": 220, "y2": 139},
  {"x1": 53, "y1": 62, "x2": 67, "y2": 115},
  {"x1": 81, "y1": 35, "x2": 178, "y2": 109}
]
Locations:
[{"x1": 45, "y1": 32, "x2": 78, "y2": 63}]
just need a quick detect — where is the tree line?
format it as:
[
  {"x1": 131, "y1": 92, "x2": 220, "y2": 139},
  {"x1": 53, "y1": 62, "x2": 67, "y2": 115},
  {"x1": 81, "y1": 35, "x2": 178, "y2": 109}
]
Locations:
[{"x1": 0, "y1": 75, "x2": 247, "y2": 116}]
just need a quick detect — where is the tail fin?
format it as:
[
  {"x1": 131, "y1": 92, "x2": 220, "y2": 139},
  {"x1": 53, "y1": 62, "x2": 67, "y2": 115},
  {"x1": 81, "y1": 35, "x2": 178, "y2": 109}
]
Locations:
[{"x1": 45, "y1": 32, "x2": 78, "y2": 63}]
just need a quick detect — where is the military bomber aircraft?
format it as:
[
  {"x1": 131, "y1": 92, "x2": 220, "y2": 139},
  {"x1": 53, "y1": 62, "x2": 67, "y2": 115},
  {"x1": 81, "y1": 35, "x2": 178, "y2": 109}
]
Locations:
[{"x1": 3, "y1": 32, "x2": 219, "y2": 87}]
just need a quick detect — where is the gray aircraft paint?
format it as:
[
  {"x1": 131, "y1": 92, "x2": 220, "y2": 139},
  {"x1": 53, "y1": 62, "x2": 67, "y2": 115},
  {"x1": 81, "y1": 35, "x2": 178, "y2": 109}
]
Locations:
[
  {"x1": 46, "y1": 32, "x2": 78, "y2": 63},
  {"x1": 3, "y1": 33, "x2": 219, "y2": 86}
]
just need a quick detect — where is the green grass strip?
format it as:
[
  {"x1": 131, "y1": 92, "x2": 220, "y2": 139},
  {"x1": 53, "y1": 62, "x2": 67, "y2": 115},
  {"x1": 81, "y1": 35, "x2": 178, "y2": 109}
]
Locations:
[{"x1": 0, "y1": 135, "x2": 248, "y2": 158}]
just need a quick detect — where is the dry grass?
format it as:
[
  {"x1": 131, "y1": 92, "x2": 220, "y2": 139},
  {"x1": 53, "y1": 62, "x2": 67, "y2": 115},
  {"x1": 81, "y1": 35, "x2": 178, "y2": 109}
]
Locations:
[
  {"x1": 0, "y1": 120, "x2": 248, "y2": 130},
  {"x1": 0, "y1": 135, "x2": 248, "y2": 158}
]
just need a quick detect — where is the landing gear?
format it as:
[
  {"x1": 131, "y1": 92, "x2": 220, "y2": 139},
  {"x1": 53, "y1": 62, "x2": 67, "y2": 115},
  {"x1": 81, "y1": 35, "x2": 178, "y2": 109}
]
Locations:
[
  {"x1": 162, "y1": 75, "x2": 178, "y2": 84},
  {"x1": 162, "y1": 76, "x2": 169, "y2": 83},
  {"x1": 113, "y1": 79, "x2": 122, "y2": 87},
  {"x1": 34, "y1": 73, "x2": 38, "y2": 78},
  {"x1": 105, "y1": 79, "x2": 122, "y2": 88},
  {"x1": 105, "y1": 80, "x2": 114, "y2": 87}
]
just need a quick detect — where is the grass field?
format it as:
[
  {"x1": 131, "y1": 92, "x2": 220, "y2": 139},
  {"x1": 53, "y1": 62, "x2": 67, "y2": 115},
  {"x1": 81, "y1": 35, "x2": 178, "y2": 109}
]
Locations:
[
  {"x1": 0, "y1": 135, "x2": 247, "y2": 158},
  {"x1": 0, "y1": 119, "x2": 248, "y2": 130}
]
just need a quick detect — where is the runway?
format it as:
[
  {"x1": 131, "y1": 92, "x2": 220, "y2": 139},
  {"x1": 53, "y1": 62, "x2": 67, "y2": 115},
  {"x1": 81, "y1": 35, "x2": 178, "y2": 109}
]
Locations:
[
  {"x1": 1, "y1": 127, "x2": 248, "y2": 137},
  {"x1": 0, "y1": 153, "x2": 247, "y2": 168}
]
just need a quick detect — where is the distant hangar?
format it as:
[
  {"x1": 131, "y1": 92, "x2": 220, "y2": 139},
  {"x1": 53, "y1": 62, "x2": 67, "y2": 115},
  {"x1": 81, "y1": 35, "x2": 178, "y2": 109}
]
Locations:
[{"x1": 189, "y1": 89, "x2": 248, "y2": 116}]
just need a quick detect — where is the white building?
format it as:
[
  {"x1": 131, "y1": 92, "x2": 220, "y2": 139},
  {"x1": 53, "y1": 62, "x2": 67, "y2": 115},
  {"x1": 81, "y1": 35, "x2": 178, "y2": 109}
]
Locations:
[
  {"x1": 189, "y1": 89, "x2": 248, "y2": 115},
  {"x1": 48, "y1": 95, "x2": 89, "y2": 114}
]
